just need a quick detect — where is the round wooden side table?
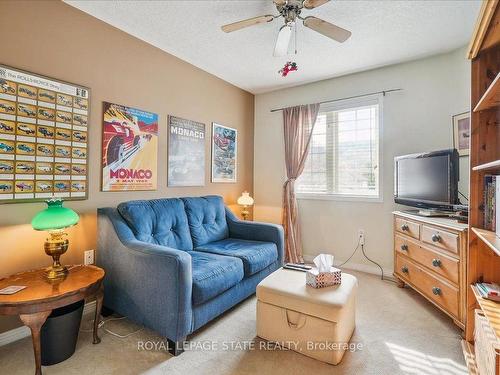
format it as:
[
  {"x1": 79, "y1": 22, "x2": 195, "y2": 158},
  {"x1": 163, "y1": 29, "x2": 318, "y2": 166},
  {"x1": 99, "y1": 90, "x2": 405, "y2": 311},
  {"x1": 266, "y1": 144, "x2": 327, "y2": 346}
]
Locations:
[{"x1": 0, "y1": 265, "x2": 105, "y2": 375}]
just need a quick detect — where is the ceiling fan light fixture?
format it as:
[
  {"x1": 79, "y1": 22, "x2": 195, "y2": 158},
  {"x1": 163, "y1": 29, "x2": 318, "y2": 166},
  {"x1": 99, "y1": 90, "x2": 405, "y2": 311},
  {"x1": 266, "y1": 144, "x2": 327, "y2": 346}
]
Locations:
[
  {"x1": 273, "y1": 24, "x2": 293, "y2": 57},
  {"x1": 220, "y1": 0, "x2": 351, "y2": 56}
]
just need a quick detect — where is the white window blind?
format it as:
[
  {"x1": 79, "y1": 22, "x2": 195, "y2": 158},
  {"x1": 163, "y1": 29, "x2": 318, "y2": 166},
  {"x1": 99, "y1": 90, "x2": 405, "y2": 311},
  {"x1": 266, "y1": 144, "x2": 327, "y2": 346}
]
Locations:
[{"x1": 297, "y1": 97, "x2": 382, "y2": 200}]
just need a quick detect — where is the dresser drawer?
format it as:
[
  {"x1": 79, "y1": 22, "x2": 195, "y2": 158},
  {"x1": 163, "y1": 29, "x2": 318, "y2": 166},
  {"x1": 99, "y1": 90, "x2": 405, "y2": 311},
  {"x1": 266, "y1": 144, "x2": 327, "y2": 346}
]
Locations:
[
  {"x1": 395, "y1": 235, "x2": 459, "y2": 284},
  {"x1": 421, "y1": 225, "x2": 459, "y2": 254},
  {"x1": 395, "y1": 217, "x2": 420, "y2": 239},
  {"x1": 395, "y1": 254, "x2": 459, "y2": 318}
]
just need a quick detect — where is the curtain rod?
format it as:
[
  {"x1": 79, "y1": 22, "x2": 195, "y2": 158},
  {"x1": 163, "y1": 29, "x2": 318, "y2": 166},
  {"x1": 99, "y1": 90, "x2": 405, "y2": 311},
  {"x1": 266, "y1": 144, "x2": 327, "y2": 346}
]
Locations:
[{"x1": 269, "y1": 88, "x2": 403, "y2": 113}]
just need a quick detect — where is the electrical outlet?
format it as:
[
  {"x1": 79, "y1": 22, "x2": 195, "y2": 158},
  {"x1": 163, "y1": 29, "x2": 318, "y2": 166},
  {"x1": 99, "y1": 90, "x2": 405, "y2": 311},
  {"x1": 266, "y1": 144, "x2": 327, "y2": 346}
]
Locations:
[
  {"x1": 358, "y1": 230, "x2": 365, "y2": 246},
  {"x1": 84, "y1": 249, "x2": 95, "y2": 265}
]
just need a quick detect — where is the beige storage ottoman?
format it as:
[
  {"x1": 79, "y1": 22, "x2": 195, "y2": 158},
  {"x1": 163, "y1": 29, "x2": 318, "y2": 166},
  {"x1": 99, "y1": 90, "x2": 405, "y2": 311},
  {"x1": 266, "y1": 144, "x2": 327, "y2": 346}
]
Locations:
[{"x1": 256, "y1": 268, "x2": 358, "y2": 365}]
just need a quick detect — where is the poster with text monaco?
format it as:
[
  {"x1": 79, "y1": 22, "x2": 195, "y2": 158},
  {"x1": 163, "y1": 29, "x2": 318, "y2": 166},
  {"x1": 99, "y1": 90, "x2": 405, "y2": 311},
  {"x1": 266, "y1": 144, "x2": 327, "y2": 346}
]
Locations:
[
  {"x1": 168, "y1": 115, "x2": 205, "y2": 187},
  {"x1": 0, "y1": 64, "x2": 89, "y2": 203},
  {"x1": 101, "y1": 102, "x2": 158, "y2": 191},
  {"x1": 211, "y1": 123, "x2": 237, "y2": 183}
]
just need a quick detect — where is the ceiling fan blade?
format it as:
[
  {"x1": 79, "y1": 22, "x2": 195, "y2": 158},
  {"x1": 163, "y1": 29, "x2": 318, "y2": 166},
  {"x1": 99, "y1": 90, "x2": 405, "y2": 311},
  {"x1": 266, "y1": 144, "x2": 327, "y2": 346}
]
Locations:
[
  {"x1": 273, "y1": 24, "x2": 293, "y2": 57},
  {"x1": 303, "y1": 0, "x2": 330, "y2": 9},
  {"x1": 303, "y1": 16, "x2": 351, "y2": 42},
  {"x1": 221, "y1": 15, "x2": 274, "y2": 33},
  {"x1": 274, "y1": 0, "x2": 287, "y2": 5}
]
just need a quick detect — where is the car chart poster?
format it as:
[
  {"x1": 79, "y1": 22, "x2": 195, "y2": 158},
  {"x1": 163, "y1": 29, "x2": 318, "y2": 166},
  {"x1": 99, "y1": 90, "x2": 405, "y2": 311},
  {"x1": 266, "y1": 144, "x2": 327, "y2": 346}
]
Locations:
[
  {"x1": 168, "y1": 115, "x2": 205, "y2": 187},
  {"x1": 0, "y1": 64, "x2": 89, "y2": 203},
  {"x1": 211, "y1": 123, "x2": 237, "y2": 183},
  {"x1": 101, "y1": 102, "x2": 158, "y2": 191}
]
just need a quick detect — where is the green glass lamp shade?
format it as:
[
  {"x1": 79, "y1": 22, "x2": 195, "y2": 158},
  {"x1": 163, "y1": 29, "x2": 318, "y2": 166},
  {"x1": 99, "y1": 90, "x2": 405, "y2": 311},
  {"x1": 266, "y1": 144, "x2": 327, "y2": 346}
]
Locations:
[{"x1": 31, "y1": 199, "x2": 79, "y2": 231}]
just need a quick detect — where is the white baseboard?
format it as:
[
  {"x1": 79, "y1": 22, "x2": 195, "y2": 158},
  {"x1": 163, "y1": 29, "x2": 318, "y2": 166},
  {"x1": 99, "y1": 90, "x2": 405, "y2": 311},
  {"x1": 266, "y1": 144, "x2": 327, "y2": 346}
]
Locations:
[
  {"x1": 303, "y1": 254, "x2": 395, "y2": 280},
  {"x1": 0, "y1": 325, "x2": 30, "y2": 347},
  {"x1": 0, "y1": 300, "x2": 96, "y2": 347},
  {"x1": 83, "y1": 300, "x2": 97, "y2": 316}
]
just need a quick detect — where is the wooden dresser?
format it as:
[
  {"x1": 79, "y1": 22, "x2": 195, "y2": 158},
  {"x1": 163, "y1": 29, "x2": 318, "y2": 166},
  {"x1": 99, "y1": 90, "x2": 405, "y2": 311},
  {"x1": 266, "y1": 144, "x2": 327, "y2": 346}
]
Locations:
[{"x1": 393, "y1": 211, "x2": 468, "y2": 329}]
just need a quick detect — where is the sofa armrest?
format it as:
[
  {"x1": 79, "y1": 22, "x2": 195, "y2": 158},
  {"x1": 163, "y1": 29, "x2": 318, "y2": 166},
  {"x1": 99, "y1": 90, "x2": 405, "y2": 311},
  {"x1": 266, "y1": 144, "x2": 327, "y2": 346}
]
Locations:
[
  {"x1": 97, "y1": 208, "x2": 193, "y2": 341},
  {"x1": 225, "y1": 208, "x2": 284, "y2": 265}
]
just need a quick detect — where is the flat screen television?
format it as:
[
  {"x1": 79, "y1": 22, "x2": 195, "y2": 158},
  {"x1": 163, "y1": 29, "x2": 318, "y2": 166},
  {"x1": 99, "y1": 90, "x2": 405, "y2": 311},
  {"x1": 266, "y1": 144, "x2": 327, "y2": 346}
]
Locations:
[{"x1": 394, "y1": 149, "x2": 459, "y2": 211}]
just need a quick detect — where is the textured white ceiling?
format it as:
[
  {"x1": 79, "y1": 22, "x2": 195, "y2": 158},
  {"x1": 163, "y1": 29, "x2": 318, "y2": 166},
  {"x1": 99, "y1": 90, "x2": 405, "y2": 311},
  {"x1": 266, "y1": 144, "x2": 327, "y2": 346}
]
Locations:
[{"x1": 65, "y1": 0, "x2": 481, "y2": 94}]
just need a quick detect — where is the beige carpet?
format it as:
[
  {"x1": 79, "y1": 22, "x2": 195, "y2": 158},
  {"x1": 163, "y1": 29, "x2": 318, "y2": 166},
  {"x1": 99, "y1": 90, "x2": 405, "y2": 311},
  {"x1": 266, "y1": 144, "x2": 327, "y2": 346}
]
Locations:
[{"x1": 0, "y1": 271, "x2": 467, "y2": 375}]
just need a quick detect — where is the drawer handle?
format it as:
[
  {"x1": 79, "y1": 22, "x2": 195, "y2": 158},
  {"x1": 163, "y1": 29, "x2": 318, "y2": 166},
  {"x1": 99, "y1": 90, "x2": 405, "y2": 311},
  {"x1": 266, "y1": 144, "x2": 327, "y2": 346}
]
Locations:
[
  {"x1": 401, "y1": 266, "x2": 409, "y2": 273},
  {"x1": 431, "y1": 259, "x2": 442, "y2": 267},
  {"x1": 400, "y1": 244, "x2": 408, "y2": 251},
  {"x1": 431, "y1": 234, "x2": 441, "y2": 243},
  {"x1": 432, "y1": 287, "x2": 441, "y2": 295},
  {"x1": 401, "y1": 224, "x2": 409, "y2": 231}
]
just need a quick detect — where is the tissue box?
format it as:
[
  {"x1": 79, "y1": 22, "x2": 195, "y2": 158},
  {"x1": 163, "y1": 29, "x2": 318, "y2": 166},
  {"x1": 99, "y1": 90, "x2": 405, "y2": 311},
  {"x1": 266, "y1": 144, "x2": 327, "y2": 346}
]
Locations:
[{"x1": 306, "y1": 267, "x2": 342, "y2": 288}]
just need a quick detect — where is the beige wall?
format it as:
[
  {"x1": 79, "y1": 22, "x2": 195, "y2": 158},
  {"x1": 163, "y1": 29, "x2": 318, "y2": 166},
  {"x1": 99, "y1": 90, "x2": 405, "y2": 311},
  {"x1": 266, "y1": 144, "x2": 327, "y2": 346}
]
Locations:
[
  {"x1": 254, "y1": 47, "x2": 470, "y2": 274},
  {"x1": 0, "y1": 1, "x2": 254, "y2": 333}
]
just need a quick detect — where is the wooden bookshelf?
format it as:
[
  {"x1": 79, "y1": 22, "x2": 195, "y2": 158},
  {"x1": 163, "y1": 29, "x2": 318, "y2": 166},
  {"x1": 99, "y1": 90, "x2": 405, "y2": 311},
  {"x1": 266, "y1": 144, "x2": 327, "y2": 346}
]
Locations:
[
  {"x1": 472, "y1": 227, "x2": 500, "y2": 256},
  {"x1": 471, "y1": 285, "x2": 500, "y2": 338},
  {"x1": 461, "y1": 340, "x2": 479, "y2": 375},
  {"x1": 472, "y1": 159, "x2": 500, "y2": 171},
  {"x1": 464, "y1": 3, "x2": 500, "y2": 372},
  {"x1": 473, "y1": 72, "x2": 500, "y2": 112}
]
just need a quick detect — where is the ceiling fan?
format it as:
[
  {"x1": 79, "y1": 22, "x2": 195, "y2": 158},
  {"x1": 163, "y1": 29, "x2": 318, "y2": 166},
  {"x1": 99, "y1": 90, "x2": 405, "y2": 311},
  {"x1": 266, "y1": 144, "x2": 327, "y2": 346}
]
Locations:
[{"x1": 221, "y1": 0, "x2": 351, "y2": 57}]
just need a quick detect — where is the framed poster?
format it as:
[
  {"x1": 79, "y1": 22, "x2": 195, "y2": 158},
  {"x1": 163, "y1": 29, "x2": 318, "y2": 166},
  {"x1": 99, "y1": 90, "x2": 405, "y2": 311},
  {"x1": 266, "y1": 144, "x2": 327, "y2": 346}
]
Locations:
[
  {"x1": 453, "y1": 112, "x2": 470, "y2": 157},
  {"x1": 168, "y1": 115, "x2": 205, "y2": 187},
  {"x1": 101, "y1": 102, "x2": 158, "y2": 191},
  {"x1": 211, "y1": 123, "x2": 237, "y2": 183},
  {"x1": 0, "y1": 64, "x2": 89, "y2": 203}
]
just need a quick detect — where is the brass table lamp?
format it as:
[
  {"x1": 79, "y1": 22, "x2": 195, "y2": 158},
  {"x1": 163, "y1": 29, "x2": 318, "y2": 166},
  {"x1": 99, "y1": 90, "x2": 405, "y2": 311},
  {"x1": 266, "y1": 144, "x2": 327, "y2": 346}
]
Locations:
[
  {"x1": 31, "y1": 199, "x2": 79, "y2": 280},
  {"x1": 237, "y1": 191, "x2": 254, "y2": 220}
]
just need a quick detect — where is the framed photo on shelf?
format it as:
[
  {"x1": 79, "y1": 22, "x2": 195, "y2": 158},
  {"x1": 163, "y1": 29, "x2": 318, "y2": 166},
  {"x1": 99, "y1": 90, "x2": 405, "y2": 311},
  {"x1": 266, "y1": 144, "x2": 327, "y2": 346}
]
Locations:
[
  {"x1": 211, "y1": 122, "x2": 237, "y2": 183},
  {"x1": 452, "y1": 112, "x2": 470, "y2": 157}
]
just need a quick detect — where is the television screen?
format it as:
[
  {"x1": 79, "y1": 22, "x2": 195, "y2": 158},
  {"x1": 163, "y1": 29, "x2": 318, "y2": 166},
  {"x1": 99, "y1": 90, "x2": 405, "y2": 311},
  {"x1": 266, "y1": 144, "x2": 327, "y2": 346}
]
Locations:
[{"x1": 394, "y1": 149, "x2": 459, "y2": 209}]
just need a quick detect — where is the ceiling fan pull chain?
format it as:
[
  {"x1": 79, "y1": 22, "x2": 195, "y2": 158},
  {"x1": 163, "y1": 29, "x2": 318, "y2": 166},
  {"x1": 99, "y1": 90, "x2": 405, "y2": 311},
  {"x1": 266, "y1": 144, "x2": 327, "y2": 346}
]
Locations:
[{"x1": 295, "y1": 21, "x2": 298, "y2": 54}]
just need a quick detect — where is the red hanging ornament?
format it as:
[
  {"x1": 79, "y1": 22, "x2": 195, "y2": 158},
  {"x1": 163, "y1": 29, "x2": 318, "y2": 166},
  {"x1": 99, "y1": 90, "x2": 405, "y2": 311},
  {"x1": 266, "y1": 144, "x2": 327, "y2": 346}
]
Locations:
[{"x1": 278, "y1": 61, "x2": 298, "y2": 77}]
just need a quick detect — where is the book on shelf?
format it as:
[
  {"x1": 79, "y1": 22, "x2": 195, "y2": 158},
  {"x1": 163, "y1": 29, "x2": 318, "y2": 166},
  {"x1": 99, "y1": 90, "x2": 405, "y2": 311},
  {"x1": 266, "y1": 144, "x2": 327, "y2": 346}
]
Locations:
[
  {"x1": 475, "y1": 282, "x2": 500, "y2": 302},
  {"x1": 483, "y1": 175, "x2": 500, "y2": 237}
]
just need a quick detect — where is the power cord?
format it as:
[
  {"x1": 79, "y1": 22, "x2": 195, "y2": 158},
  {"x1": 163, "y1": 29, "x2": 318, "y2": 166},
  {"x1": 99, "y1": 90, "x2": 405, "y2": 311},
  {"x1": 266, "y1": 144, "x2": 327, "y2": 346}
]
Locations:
[
  {"x1": 361, "y1": 243, "x2": 396, "y2": 283},
  {"x1": 80, "y1": 315, "x2": 143, "y2": 339},
  {"x1": 339, "y1": 233, "x2": 397, "y2": 284},
  {"x1": 458, "y1": 190, "x2": 468, "y2": 203},
  {"x1": 338, "y1": 237, "x2": 360, "y2": 267}
]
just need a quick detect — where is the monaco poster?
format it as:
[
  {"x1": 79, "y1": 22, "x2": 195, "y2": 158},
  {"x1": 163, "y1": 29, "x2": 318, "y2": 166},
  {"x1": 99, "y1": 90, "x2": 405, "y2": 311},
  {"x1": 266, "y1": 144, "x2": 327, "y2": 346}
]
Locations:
[
  {"x1": 168, "y1": 115, "x2": 205, "y2": 187},
  {"x1": 101, "y1": 102, "x2": 158, "y2": 191}
]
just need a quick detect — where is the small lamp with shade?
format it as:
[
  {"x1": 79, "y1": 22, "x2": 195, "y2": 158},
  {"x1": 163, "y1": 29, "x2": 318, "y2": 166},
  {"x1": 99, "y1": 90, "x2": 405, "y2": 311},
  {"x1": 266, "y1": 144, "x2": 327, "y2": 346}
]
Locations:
[
  {"x1": 31, "y1": 199, "x2": 79, "y2": 280},
  {"x1": 237, "y1": 191, "x2": 254, "y2": 220}
]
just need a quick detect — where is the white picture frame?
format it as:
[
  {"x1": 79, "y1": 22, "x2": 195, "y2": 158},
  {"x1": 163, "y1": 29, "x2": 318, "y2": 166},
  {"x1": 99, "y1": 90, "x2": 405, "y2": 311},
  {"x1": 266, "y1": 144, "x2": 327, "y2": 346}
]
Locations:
[
  {"x1": 211, "y1": 123, "x2": 237, "y2": 183},
  {"x1": 453, "y1": 112, "x2": 470, "y2": 157}
]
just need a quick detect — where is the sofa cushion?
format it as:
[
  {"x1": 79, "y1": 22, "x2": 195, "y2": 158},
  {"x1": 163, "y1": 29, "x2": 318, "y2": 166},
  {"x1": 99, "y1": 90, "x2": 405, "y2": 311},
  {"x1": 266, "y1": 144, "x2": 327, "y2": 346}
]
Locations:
[
  {"x1": 190, "y1": 251, "x2": 244, "y2": 305},
  {"x1": 181, "y1": 196, "x2": 229, "y2": 247},
  {"x1": 195, "y1": 238, "x2": 278, "y2": 277},
  {"x1": 117, "y1": 198, "x2": 193, "y2": 251}
]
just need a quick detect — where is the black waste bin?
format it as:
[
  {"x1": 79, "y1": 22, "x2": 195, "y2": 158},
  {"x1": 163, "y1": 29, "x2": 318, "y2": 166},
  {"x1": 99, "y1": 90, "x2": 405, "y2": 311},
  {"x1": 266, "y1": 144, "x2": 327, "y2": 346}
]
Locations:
[{"x1": 41, "y1": 299, "x2": 84, "y2": 365}]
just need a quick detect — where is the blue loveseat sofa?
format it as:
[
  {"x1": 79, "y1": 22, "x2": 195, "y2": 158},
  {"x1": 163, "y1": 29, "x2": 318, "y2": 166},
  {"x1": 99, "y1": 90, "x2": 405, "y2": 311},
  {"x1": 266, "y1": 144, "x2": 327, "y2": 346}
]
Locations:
[{"x1": 97, "y1": 195, "x2": 284, "y2": 354}]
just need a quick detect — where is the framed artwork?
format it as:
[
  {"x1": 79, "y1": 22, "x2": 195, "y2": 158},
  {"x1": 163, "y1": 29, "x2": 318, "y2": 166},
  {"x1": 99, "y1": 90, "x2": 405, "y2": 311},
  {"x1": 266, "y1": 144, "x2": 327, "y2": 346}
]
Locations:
[
  {"x1": 167, "y1": 115, "x2": 205, "y2": 187},
  {"x1": 0, "y1": 64, "x2": 89, "y2": 203},
  {"x1": 211, "y1": 123, "x2": 237, "y2": 183},
  {"x1": 453, "y1": 112, "x2": 470, "y2": 157},
  {"x1": 101, "y1": 102, "x2": 158, "y2": 191}
]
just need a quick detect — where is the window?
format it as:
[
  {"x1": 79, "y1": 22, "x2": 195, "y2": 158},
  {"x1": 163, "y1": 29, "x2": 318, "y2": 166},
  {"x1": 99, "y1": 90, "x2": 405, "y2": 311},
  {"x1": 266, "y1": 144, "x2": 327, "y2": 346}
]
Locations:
[{"x1": 297, "y1": 96, "x2": 382, "y2": 201}]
